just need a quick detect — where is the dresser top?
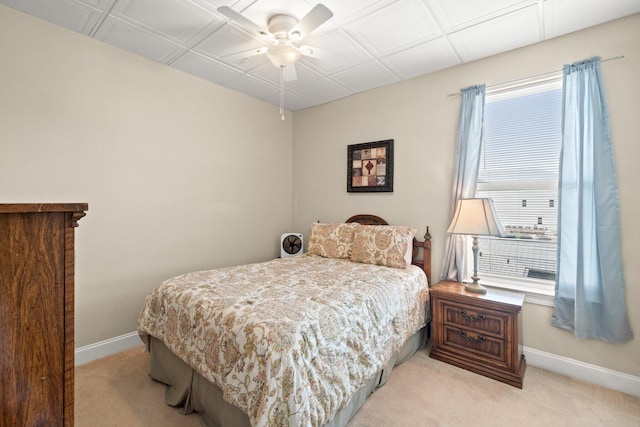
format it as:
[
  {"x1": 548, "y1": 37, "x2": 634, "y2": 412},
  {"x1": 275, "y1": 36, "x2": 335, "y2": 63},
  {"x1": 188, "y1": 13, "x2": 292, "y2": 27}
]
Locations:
[
  {"x1": 431, "y1": 281, "x2": 525, "y2": 308},
  {"x1": 0, "y1": 203, "x2": 88, "y2": 213}
]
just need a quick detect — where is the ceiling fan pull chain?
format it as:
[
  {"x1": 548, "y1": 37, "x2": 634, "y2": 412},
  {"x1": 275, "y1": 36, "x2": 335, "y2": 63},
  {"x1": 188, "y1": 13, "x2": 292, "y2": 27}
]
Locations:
[{"x1": 280, "y1": 66, "x2": 285, "y2": 121}]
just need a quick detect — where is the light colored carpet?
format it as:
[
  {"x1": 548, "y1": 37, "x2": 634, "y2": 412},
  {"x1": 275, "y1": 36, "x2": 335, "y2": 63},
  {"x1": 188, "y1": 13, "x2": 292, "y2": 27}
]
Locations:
[{"x1": 75, "y1": 345, "x2": 640, "y2": 427}]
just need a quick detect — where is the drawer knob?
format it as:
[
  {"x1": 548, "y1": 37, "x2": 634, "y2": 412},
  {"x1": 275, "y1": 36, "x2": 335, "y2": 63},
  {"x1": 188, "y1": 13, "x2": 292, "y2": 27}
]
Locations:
[
  {"x1": 460, "y1": 309, "x2": 485, "y2": 322},
  {"x1": 460, "y1": 330, "x2": 485, "y2": 344}
]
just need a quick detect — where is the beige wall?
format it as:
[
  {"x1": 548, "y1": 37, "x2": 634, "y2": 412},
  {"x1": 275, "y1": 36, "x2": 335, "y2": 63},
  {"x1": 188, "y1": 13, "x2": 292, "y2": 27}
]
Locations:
[
  {"x1": 293, "y1": 14, "x2": 640, "y2": 376},
  {"x1": 0, "y1": 6, "x2": 294, "y2": 347},
  {"x1": 2, "y1": 4, "x2": 638, "y2": 378}
]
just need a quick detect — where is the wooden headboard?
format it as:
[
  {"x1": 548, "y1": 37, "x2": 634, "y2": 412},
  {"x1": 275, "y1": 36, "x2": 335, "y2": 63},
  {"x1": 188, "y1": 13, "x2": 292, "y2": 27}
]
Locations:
[{"x1": 345, "y1": 214, "x2": 432, "y2": 285}]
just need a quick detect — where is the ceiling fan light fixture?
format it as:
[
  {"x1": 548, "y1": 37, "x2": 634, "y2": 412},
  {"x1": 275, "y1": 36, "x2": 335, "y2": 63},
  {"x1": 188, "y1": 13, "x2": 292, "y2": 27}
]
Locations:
[{"x1": 266, "y1": 40, "x2": 301, "y2": 68}]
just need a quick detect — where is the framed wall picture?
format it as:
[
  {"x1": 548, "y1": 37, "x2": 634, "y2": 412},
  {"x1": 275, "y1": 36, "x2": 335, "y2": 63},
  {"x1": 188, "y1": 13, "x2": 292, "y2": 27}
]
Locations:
[{"x1": 347, "y1": 139, "x2": 393, "y2": 192}]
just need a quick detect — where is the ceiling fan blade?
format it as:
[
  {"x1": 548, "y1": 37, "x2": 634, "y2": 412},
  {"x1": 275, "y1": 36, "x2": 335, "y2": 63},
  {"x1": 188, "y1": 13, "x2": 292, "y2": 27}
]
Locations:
[
  {"x1": 217, "y1": 6, "x2": 268, "y2": 38},
  {"x1": 283, "y1": 65, "x2": 297, "y2": 82},
  {"x1": 224, "y1": 47, "x2": 268, "y2": 65},
  {"x1": 290, "y1": 4, "x2": 333, "y2": 40}
]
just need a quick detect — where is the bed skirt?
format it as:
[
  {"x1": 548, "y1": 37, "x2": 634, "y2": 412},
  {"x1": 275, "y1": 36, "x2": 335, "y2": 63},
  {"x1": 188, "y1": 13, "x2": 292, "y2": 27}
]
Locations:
[{"x1": 147, "y1": 326, "x2": 428, "y2": 427}]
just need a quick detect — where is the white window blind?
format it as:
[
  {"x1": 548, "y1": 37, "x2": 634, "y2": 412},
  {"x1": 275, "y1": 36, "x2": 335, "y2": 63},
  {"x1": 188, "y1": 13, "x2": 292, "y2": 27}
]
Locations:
[{"x1": 476, "y1": 78, "x2": 562, "y2": 283}]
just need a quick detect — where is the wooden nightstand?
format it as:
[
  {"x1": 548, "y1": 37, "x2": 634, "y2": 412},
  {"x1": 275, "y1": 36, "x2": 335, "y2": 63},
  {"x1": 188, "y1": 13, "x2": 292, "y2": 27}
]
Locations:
[{"x1": 429, "y1": 281, "x2": 526, "y2": 388}]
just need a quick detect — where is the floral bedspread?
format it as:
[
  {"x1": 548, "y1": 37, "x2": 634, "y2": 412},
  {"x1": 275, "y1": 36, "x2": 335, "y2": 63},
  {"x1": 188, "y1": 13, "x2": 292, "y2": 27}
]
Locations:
[{"x1": 137, "y1": 254, "x2": 429, "y2": 427}]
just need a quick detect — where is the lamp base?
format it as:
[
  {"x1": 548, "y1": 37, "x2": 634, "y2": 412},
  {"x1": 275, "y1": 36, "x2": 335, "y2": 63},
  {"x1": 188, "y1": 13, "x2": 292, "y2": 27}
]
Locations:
[{"x1": 463, "y1": 280, "x2": 487, "y2": 294}]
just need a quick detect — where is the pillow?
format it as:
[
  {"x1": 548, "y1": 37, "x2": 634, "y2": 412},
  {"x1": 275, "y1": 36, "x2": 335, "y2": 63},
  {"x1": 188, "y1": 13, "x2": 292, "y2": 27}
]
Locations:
[
  {"x1": 350, "y1": 224, "x2": 417, "y2": 269},
  {"x1": 307, "y1": 222, "x2": 357, "y2": 259}
]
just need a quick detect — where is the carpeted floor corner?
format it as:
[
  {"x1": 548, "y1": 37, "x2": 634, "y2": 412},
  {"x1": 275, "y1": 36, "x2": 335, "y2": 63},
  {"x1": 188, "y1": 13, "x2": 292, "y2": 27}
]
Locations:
[
  {"x1": 75, "y1": 346, "x2": 201, "y2": 427},
  {"x1": 347, "y1": 348, "x2": 640, "y2": 427},
  {"x1": 75, "y1": 345, "x2": 640, "y2": 427}
]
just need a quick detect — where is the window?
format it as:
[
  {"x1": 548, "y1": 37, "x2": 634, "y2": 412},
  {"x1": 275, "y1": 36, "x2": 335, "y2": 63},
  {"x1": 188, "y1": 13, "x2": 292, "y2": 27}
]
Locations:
[{"x1": 474, "y1": 77, "x2": 563, "y2": 293}]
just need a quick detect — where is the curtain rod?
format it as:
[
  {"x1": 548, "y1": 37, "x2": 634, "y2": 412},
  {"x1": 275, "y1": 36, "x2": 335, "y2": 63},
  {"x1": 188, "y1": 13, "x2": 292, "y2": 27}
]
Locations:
[{"x1": 446, "y1": 55, "x2": 625, "y2": 97}]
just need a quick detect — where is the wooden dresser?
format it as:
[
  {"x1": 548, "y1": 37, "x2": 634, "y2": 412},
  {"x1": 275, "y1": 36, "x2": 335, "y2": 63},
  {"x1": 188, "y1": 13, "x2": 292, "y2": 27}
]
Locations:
[
  {"x1": 429, "y1": 281, "x2": 526, "y2": 388},
  {"x1": 0, "y1": 203, "x2": 87, "y2": 427}
]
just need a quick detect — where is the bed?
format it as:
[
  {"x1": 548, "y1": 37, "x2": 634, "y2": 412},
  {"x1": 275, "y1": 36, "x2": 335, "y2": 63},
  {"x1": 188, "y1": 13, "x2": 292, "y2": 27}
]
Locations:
[{"x1": 137, "y1": 214, "x2": 432, "y2": 427}]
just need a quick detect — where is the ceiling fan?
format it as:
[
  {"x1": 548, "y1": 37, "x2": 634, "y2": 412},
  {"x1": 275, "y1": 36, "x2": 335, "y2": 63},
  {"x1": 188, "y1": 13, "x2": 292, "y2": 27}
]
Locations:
[{"x1": 217, "y1": 4, "x2": 333, "y2": 82}]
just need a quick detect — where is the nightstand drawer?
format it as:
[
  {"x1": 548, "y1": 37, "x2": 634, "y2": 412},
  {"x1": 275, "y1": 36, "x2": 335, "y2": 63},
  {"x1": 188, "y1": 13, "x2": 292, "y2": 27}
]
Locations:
[
  {"x1": 429, "y1": 281, "x2": 526, "y2": 388},
  {"x1": 443, "y1": 325, "x2": 506, "y2": 365},
  {"x1": 443, "y1": 302, "x2": 506, "y2": 338}
]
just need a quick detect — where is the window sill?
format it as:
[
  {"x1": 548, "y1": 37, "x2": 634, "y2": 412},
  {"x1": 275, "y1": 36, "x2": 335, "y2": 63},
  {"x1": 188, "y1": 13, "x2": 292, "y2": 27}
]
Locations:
[{"x1": 478, "y1": 276, "x2": 555, "y2": 307}]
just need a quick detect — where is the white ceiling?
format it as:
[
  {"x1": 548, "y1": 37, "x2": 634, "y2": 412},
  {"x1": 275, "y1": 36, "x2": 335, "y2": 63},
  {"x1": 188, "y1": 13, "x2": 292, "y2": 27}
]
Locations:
[{"x1": 2, "y1": 0, "x2": 639, "y2": 111}]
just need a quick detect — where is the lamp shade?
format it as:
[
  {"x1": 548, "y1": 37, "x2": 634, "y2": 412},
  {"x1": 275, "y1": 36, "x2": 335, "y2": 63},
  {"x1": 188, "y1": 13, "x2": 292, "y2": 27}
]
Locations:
[{"x1": 447, "y1": 198, "x2": 505, "y2": 236}]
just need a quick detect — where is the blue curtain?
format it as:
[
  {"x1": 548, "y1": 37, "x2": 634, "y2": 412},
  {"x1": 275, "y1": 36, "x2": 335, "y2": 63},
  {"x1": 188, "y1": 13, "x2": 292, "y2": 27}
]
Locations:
[
  {"x1": 552, "y1": 57, "x2": 633, "y2": 343},
  {"x1": 441, "y1": 85, "x2": 485, "y2": 282}
]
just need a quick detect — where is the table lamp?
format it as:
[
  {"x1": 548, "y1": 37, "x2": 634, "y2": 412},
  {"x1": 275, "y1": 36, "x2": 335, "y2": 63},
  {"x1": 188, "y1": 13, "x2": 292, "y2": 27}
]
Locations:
[{"x1": 447, "y1": 198, "x2": 505, "y2": 294}]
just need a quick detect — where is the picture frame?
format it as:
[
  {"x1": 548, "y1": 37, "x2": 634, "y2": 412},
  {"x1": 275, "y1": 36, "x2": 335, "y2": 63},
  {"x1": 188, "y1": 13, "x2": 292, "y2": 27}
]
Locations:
[{"x1": 347, "y1": 139, "x2": 394, "y2": 192}]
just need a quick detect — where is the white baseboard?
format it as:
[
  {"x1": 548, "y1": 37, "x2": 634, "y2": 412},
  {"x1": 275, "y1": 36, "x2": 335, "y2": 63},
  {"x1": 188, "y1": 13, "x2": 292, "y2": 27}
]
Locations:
[
  {"x1": 74, "y1": 334, "x2": 640, "y2": 397},
  {"x1": 523, "y1": 346, "x2": 640, "y2": 397},
  {"x1": 74, "y1": 331, "x2": 143, "y2": 366}
]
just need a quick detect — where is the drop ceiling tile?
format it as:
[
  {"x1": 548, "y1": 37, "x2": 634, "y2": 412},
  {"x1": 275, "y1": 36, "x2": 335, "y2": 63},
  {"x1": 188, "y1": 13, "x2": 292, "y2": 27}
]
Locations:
[
  {"x1": 170, "y1": 51, "x2": 241, "y2": 85},
  {"x1": 251, "y1": 61, "x2": 323, "y2": 89},
  {"x1": 298, "y1": 29, "x2": 373, "y2": 75},
  {"x1": 87, "y1": 0, "x2": 115, "y2": 7},
  {"x1": 224, "y1": 73, "x2": 279, "y2": 100},
  {"x1": 94, "y1": 15, "x2": 187, "y2": 63},
  {"x1": 192, "y1": 0, "x2": 250, "y2": 14},
  {"x1": 543, "y1": 0, "x2": 640, "y2": 39},
  {"x1": 289, "y1": 78, "x2": 353, "y2": 106},
  {"x1": 426, "y1": 0, "x2": 536, "y2": 32},
  {"x1": 110, "y1": 0, "x2": 224, "y2": 45},
  {"x1": 0, "y1": 0, "x2": 107, "y2": 34},
  {"x1": 319, "y1": 0, "x2": 412, "y2": 26},
  {"x1": 194, "y1": 24, "x2": 268, "y2": 62},
  {"x1": 447, "y1": 4, "x2": 541, "y2": 62},
  {"x1": 381, "y1": 37, "x2": 461, "y2": 79},
  {"x1": 345, "y1": 0, "x2": 441, "y2": 56},
  {"x1": 331, "y1": 61, "x2": 400, "y2": 93},
  {"x1": 262, "y1": 90, "x2": 316, "y2": 111}
]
